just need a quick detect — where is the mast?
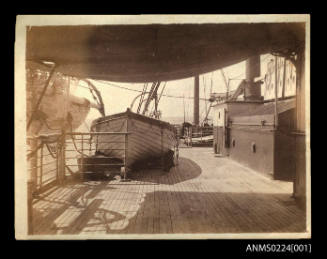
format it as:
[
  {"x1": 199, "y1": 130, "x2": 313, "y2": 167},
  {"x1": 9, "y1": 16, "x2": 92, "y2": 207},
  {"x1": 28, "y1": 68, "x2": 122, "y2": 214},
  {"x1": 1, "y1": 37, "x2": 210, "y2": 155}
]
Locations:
[
  {"x1": 183, "y1": 94, "x2": 186, "y2": 124},
  {"x1": 274, "y1": 56, "x2": 279, "y2": 128},
  {"x1": 194, "y1": 75, "x2": 200, "y2": 126},
  {"x1": 220, "y1": 69, "x2": 229, "y2": 100},
  {"x1": 142, "y1": 81, "x2": 160, "y2": 116}
]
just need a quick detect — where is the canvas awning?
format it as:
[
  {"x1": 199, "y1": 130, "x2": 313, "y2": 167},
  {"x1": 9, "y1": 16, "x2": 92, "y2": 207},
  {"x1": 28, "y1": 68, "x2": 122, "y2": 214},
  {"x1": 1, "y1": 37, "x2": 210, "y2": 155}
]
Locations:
[{"x1": 26, "y1": 23, "x2": 305, "y2": 83}]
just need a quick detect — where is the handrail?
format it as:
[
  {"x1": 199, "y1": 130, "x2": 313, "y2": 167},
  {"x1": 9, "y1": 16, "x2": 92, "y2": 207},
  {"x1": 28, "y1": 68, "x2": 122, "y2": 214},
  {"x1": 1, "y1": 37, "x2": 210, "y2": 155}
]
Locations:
[
  {"x1": 66, "y1": 132, "x2": 131, "y2": 135},
  {"x1": 230, "y1": 122, "x2": 274, "y2": 126}
]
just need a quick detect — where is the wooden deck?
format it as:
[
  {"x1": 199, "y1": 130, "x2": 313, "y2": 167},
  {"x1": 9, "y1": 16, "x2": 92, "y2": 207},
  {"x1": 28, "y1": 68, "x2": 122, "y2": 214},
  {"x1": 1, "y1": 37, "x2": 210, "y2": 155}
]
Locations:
[{"x1": 31, "y1": 147, "x2": 306, "y2": 235}]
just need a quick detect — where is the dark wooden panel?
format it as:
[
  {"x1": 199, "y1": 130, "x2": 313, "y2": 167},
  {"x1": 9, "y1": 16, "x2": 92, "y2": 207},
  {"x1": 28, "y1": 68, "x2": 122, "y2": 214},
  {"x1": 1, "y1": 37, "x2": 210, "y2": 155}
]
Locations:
[{"x1": 229, "y1": 128, "x2": 275, "y2": 177}]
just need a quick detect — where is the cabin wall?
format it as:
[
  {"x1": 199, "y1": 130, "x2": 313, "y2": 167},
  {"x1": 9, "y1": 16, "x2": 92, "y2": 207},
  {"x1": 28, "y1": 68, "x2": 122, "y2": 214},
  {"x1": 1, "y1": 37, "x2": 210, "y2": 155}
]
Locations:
[
  {"x1": 213, "y1": 126, "x2": 228, "y2": 155},
  {"x1": 274, "y1": 130, "x2": 295, "y2": 181},
  {"x1": 273, "y1": 107, "x2": 296, "y2": 181},
  {"x1": 227, "y1": 102, "x2": 262, "y2": 117},
  {"x1": 212, "y1": 98, "x2": 297, "y2": 180},
  {"x1": 229, "y1": 127, "x2": 275, "y2": 177},
  {"x1": 212, "y1": 102, "x2": 262, "y2": 156}
]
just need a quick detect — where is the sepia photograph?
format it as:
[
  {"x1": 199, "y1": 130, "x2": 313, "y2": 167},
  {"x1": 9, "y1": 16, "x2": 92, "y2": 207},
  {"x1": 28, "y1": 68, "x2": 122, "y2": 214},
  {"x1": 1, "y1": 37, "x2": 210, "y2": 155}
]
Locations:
[{"x1": 15, "y1": 15, "x2": 310, "y2": 239}]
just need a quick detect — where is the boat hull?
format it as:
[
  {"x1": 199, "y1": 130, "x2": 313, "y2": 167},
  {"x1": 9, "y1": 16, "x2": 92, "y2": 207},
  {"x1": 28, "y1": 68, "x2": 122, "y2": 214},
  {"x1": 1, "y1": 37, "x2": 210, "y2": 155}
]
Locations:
[
  {"x1": 91, "y1": 109, "x2": 177, "y2": 170},
  {"x1": 26, "y1": 61, "x2": 92, "y2": 136}
]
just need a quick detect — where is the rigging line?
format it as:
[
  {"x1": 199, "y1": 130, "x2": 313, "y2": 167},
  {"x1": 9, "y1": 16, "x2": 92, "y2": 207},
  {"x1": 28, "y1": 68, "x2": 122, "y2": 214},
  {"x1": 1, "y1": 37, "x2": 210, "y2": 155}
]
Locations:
[
  {"x1": 158, "y1": 82, "x2": 167, "y2": 103},
  {"x1": 44, "y1": 136, "x2": 78, "y2": 175},
  {"x1": 150, "y1": 97, "x2": 158, "y2": 118},
  {"x1": 45, "y1": 142, "x2": 57, "y2": 159},
  {"x1": 145, "y1": 81, "x2": 161, "y2": 116},
  {"x1": 137, "y1": 83, "x2": 148, "y2": 113},
  {"x1": 83, "y1": 120, "x2": 90, "y2": 132},
  {"x1": 142, "y1": 82, "x2": 158, "y2": 115},
  {"x1": 203, "y1": 105, "x2": 212, "y2": 125},
  {"x1": 27, "y1": 64, "x2": 57, "y2": 130},
  {"x1": 202, "y1": 73, "x2": 214, "y2": 124},
  {"x1": 220, "y1": 69, "x2": 229, "y2": 90},
  {"x1": 220, "y1": 68, "x2": 230, "y2": 100},
  {"x1": 83, "y1": 79, "x2": 105, "y2": 117},
  {"x1": 94, "y1": 79, "x2": 210, "y2": 101},
  {"x1": 183, "y1": 94, "x2": 186, "y2": 124},
  {"x1": 187, "y1": 86, "x2": 191, "y2": 122},
  {"x1": 141, "y1": 83, "x2": 148, "y2": 107},
  {"x1": 142, "y1": 82, "x2": 156, "y2": 114},
  {"x1": 27, "y1": 133, "x2": 63, "y2": 160},
  {"x1": 202, "y1": 76, "x2": 208, "y2": 119},
  {"x1": 210, "y1": 73, "x2": 213, "y2": 94},
  {"x1": 130, "y1": 91, "x2": 151, "y2": 111},
  {"x1": 200, "y1": 106, "x2": 206, "y2": 119},
  {"x1": 152, "y1": 82, "x2": 162, "y2": 117},
  {"x1": 202, "y1": 102, "x2": 212, "y2": 124}
]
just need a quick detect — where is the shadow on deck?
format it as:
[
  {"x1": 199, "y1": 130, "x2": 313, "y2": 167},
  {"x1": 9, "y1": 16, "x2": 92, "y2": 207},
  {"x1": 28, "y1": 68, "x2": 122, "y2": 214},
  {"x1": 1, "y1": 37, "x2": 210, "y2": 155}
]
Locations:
[
  {"x1": 128, "y1": 157, "x2": 202, "y2": 185},
  {"x1": 121, "y1": 191, "x2": 306, "y2": 234},
  {"x1": 32, "y1": 186, "x2": 306, "y2": 235},
  {"x1": 31, "y1": 149, "x2": 306, "y2": 236}
]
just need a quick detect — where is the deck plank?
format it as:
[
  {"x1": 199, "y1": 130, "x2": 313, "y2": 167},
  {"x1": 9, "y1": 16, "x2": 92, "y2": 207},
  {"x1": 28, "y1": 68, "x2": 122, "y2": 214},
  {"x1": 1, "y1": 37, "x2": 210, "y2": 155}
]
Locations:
[{"x1": 31, "y1": 147, "x2": 306, "y2": 235}]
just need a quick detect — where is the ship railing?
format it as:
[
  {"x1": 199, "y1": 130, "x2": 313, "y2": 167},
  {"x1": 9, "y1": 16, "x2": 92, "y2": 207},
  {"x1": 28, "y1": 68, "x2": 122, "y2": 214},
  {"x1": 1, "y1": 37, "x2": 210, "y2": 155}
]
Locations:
[
  {"x1": 27, "y1": 132, "x2": 131, "y2": 192},
  {"x1": 26, "y1": 131, "x2": 130, "y2": 234},
  {"x1": 27, "y1": 134, "x2": 61, "y2": 196},
  {"x1": 180, "y1": 127, "x2": 213, "y2": 147},
  {"x1": 65, "y1": 131, "x2": 130, "y2": 180}
]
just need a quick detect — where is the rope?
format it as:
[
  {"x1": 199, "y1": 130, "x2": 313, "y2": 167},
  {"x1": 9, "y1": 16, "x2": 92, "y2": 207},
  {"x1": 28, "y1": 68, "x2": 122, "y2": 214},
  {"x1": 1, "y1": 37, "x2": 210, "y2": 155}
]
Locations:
[
  {"x1": 95, "y1": 80, "x2": 211, "y2": 101},
  {"x1": 137, "y1": 83, "x2": 148, "y2": 113},
  {"x1": 44, "y1": 135, "x2": 75, "y2": 176},
  {"x1": 27, "y1": 133, "x2": 63, "y2": 160},
  {"x1": 45, "y1": 143, "x2": 57, "y2": 159},
  {"x1": 157, "y1": 82, "x2": 167, "y2": 103},
  {"x1": 83, "y1": 79, "x2": 105, "y2": 117}
]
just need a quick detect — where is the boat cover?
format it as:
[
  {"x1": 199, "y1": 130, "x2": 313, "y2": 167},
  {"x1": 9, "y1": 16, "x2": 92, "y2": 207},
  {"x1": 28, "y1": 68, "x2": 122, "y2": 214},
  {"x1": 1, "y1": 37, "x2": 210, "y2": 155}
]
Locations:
[{"x1": 26, "y1": 23, "x2": 305, "y2": 82}]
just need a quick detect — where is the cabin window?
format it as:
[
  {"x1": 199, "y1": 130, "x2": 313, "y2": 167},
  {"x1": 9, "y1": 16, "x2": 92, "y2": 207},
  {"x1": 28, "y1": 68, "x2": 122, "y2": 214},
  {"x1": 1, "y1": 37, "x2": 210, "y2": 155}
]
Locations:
[
  {"x1": 232, "y1": 139, "x2": 236, "y2": 147},
  {"x1": 218, "y1": 112, "x2": 220, "y2": 119}
]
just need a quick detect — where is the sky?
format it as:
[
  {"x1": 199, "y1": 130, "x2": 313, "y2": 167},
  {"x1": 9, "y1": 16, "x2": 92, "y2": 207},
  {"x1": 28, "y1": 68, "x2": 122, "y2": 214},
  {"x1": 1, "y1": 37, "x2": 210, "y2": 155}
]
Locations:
[{"x1": 73, "y1": 54, "x2": 272, "y2": 126}]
